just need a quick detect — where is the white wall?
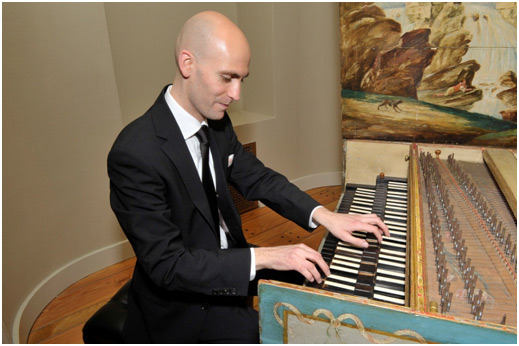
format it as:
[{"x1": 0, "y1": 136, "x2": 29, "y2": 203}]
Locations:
[{"x1": 2, "y1": 3, "x2": 341, "y2": 342}]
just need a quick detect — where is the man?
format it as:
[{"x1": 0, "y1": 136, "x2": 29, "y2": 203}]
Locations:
[{"x1": 108, "y1": 11, "x2": 389, "y2": 343}]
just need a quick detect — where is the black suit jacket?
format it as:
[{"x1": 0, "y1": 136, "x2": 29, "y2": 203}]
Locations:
[{"x1": 107, "y1": 85, "x2": 320, "y2": 342}]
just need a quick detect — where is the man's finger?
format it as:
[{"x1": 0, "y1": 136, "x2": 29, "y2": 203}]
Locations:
[{"x1": 343, "y1": 233, "x2": 369, "y2": 248}]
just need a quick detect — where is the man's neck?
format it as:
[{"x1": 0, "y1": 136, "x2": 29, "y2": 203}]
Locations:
[{"x1": 169, "y1": 82, "x2": 205, "y2": 124}]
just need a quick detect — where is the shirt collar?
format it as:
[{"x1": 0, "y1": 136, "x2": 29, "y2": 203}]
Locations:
[{"x1": 164, "y1": 85, "x2": 206, "y2": 140}]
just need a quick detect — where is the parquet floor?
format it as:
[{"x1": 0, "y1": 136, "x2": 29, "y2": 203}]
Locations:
[{"x1": 27, "y1": 185, "x2": 342, "y2": 343}]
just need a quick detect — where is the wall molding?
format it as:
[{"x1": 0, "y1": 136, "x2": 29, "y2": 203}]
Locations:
[
  {"x1": 13, "y1": 240, "x2": 134, "y2": 343},
  {"x1": 291, "y1": 171, "x2": 343, "y2": 191}
]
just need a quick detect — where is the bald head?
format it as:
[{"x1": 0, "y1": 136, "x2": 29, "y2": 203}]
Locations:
[
  {"x1": 175, "y1": 11, "x2": 249, "y2": 67},
  {"x1": 171, "y1": 11, "x2": 251, "y2": 122}
]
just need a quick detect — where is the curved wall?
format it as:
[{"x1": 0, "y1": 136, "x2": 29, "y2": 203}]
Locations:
[{"x1": 2, "y1": 3, "x2": 341, "y2": 342}]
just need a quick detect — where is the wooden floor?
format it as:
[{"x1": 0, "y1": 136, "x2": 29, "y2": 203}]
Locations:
[{"x1": 27, "y1": 185, "x2": 342, "y2": 343}]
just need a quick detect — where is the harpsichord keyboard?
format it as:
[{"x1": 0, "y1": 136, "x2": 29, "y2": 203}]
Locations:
[{"x1": 308, "y1": 175, "x2": 409, "y2": 306}]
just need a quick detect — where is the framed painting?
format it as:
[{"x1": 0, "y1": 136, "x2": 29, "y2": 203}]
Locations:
[{"x1": 340, "y1": 2, "x2": 517, "y2": 147}]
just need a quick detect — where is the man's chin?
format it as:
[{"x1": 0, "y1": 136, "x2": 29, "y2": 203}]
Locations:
[{"x1": 207, "y1": 111, "x2": 226, "y2": 121}]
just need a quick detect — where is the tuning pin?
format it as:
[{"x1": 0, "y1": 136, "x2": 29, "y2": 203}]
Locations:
[
  {"x1": 491, "y1": 218, "x2": 497, "y2": 233},
  {"x1": 465, "y1": 266, "x2": 475, "y2": 289},
  {"x1": 447, "y1": 205, "x2": 453, "y2": 220},
  {"x1": 500, "y1": 228, "x2": 507, "y2": 245},
  {"x1": 434, "y1": 235, "x2": 442, "y2": 257},
  {"x1": 464, "y1": 258, "x2": 471, "y2": 276},
  {"x1": 501, "y1": 314, "x2": 507, "y2": 325},
  {"x1": 467, "y1": 285, "x2": 474, "y2": 303},
  {"x1": 439, "y1": 269, "x2": 448, "y2": 294},
  {"x1": 437, "y1": 254, "x2": 444, "y2": 277},
  {"x1": 457, "y1": 239, "x2": 466, "y2": 261},
  {"x1": 471, "y1": 290, "x2": 483, "y2": 314},
  {"x1": 442, "y1": 291, "x2": 453, "y2": 313},
  {"x1": 460, "y1": 252, "x2": 467, "y2": 272},
  {"x1": 441, "y1": 282, "x2": 451, "y2": 299},
  {"x1": 495, "y1": 222, "x2": 502, "y2": 238},
  {"x1": 467, "y1": 275, "x2": 478, "y2": 303},
  {"x1": 453, "y1": 221, "x2": 460, "y2": 235},
  {"x1": 482, "y1": 201, "x2": 488, "y2": 217},
  {"x1": 505, "y1": 234, "x2": 511, "y2": 255},
  {"x1": 475, "y1": 301, "x2": 485, "y2": 320},
  {"x1": 490, "y1": 213, "x2": 496, "y2": 228}
]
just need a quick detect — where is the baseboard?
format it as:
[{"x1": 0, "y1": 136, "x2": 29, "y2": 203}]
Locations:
[
  {"x1": 290, "y1": 171, "x2": 343, "y2": 191},
  {"x1": 13, "y1": 240, "x2": 134, "y2": 343}
]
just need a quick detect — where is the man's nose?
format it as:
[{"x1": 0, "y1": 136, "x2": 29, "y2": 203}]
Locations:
[{"x1": 228, "y1": 80, "x2": 241, "y2": 101}]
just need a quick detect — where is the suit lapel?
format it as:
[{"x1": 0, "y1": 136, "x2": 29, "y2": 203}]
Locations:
[
  {"x1": 209, "y1": 129, "x2": 248, "y2": 247},
  {"x1": 150, "y1": 87, "x2": 219, "y2": 239}
]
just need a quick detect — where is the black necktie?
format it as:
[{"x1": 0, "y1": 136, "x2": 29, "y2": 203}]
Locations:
[{"x1": 195, "y1": 126, "x2": 220, "y2": 231}]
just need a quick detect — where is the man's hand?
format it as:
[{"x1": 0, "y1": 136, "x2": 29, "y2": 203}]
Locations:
[
  {"x1": 313, "y1": 207, "x2": 390, "y2": 248},
  {"x1": 254, "y1": 244, "x2": 330, "y2": 283},
  {"x1": 253, "y1": 208, "x2": 389, "y2": 284}
]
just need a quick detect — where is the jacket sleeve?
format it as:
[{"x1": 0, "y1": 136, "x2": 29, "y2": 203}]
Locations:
[
  {"x1": 108, "y1": 145, "x2": 251, "y2": 297},
  {"x1": 221, "y1": 118, "x2": 321, "y2": 231}
]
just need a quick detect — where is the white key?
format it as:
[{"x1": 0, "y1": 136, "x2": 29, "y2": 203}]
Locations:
[
  {"x1": 357, "y1": 188, "x2": 376, "y2": 194},
  {"x1": 374, "y1": 293, "x2": 405, "y2": 305},
  {"x1": 330, "y1": 263, "x2": 359, "y2": 275},
  {"x1": 382, "y1": 235, "x2": 406, "y2": 244},
  {"x1": 332, "y1": 259, "x2": 360, "y2": 269},
  {"x1": 378, "y1": 253, "x2": 406, "y2": 263},
  {"x1": 385, "y1": 204, "x2": 407, "y2": 212},
  {"x1": 387, "y1": 225, "x2": 407, "y2": 232},
  {"x1": 325, "y1": 280, "x2": 355, "y2": 292},
  {"x1": 377, "y1": 268, "x2": 405, "y2": 278},
  {"x1": 386, "y1": 209, "x2": 407, "y2": 219},
  {"x1": 387, "y1": 198, "x2": 407, "y2": 204},
  {"x1": 380, "y1": 248, "x2": 406, "y2": 258},
  {"x1": 376, "y1": 275, "x2": 405, "y2": 285},
  {"x1": 387, "y1": 228, "x2": 407, "y2": 235},
  {"x1": 349, "y1": 210, "x2": 367, "y2": 215},
  {"x1": 385, "y1": 220, "x2": 407, "y2": 227},
  {"x1": 382, "y1": 240, "x2": 406, "y2": 249},
  {"x1": 385, "y1": 215, "x2": 407, "y2": 221},
  {"x1": 374, "y1": 285, "x2": 405, "y2": 297},
  {"x1": 350, "y1": 206, "x2": 372, "y2": 213},
  {"x1": 378, "y1": 259, "x2": 406, "y2": 269},
  {"x1": 352, "y1": 232, "x2": 367, "y2": 238},
  {"x1": 353, "y1": 195, "x2": 374, "y2": 201},
  {"x1": 327, "y1": 273, "x2": 356, "y2": 284},
  {"x1": 337, "y1": 244, "x2": 363, "y2": 254},
  {"x1": 334, "y1": 254, "x2": 361, "y2": 263}
]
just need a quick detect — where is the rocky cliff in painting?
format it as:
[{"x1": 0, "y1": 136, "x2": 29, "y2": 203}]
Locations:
[
  {"x1": 340, "y1": 2, "x2": 517, "y2": 121},
  {"x1": 340, "y1": 3, "x2": 402, "y2": 91},
  {"x1": 416, "y1": 3, "x2": 483, "y2": 109},
  {"x1": 497, "y1": 71, "x2": 517, "y2": 122},
  {"x1": 360, "y1": 28, "x2": 435, "y2": 99}
]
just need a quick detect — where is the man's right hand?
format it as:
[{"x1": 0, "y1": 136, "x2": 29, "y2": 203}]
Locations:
[{"x1": 254, "y1": 244, "x2": 330, "y2": 284}]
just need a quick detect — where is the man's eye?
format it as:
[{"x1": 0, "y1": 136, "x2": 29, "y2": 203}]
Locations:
[{"x1": 221, "y1": 75, "x2": 232, "y2": 82}]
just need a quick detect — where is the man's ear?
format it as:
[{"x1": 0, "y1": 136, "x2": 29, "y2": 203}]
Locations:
[{"x1": 178, "y1": 50, "x2": 194, "y2": 78}]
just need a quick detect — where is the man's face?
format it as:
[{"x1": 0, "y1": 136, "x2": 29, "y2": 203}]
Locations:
[{"x1": 187, "y1": 42, "x2": 250, "y2": 122}]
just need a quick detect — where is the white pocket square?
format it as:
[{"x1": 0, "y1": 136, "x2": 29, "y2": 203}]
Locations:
[{"x1": 228, "y1": 154, "x2": 234, "y2": 167}]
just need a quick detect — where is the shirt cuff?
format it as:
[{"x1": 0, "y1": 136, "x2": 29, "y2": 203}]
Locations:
[
  {"x1": 309, "y1": 205, "x2": 325, "y2": 229},
  {"x1": 249, "y1": 247, "x2": 256, "y2": 281}
]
